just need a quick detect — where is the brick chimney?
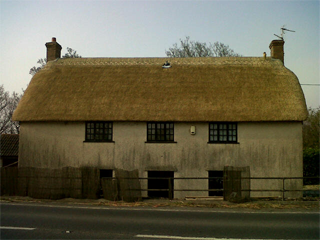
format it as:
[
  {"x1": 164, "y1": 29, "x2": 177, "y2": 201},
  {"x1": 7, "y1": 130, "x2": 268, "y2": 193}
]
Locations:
[
  {"x1": 269, "y1": 40, "x2": 284, "y2": 64},
  {"x1": 45, "y1": 37, "x2": 62, "y2": 62}
]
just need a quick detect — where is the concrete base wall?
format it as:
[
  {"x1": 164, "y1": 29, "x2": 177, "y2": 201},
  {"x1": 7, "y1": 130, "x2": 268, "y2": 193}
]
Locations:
[{"x1": 18, "y1": 121, "x2": 303, "y2": 199}]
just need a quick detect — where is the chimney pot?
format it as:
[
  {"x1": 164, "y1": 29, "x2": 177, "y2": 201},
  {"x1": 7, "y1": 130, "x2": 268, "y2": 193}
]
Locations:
[
  {"x1": 52, "y1": 37, "x2": 56, "y2": 42},
  {"x1": 269, "y1": 40, "x2": 285, "y2": 65}
]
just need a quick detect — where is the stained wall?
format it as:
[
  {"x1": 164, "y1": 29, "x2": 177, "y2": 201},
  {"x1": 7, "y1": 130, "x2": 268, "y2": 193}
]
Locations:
[{"x1": 18, "y1": 121, "x2": 303, "y2": 198}]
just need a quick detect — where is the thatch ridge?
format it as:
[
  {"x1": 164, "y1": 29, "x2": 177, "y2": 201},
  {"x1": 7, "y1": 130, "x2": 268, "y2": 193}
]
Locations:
[
  {"x1": 46, "y1": 56, "x2": 284, "y2": 67},
  {"x1": 13, "y1": 57, "x2": 308, "y2": 122}
]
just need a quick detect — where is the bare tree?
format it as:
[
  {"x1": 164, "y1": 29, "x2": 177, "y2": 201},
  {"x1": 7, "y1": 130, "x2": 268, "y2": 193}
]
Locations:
[
  {"x1": 0, "y1": 85, "x2": 22, "y2": 134},
  {"x1": 62, "y1": 47, "x2": 81, "y2": 58},
  {"x1": 29, "y1": 47, "x2": 81, "y2": 76},
  {"x1": 29, "y1": 58, "x2": 47, "y2": 76},
  {"x1": 166, "y1": 36, "x2": 241, "y2": 58}
]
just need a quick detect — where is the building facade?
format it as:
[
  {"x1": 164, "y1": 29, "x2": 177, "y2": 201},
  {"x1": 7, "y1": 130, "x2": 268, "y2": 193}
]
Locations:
[{"x1": 13, "y1": 38, "x2": 308, "y2": 199}]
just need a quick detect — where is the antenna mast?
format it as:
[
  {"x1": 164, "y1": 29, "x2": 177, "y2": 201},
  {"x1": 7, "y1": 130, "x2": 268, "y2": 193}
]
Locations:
[{"x1": 274, "y1": 26, "x2": 295, "y2": 41}]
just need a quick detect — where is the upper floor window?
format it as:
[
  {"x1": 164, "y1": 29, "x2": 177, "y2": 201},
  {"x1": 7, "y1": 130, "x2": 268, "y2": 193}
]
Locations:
[
  {"x1": 209, "y1": 123, "x2": 237, "y2": 143},
  {"x1": 86, "y1": 122, "x2": 113, "y2": 142},
  {"x1": 147, "y1": 122, "x2": 174, "y2": 142}
]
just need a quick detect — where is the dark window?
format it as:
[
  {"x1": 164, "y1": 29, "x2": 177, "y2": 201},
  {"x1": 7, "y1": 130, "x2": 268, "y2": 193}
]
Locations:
[
  {"x1": 209, "y1": 123, "x2": 237, "y2": 143},
  {"x1": 100, "y1": 169, "x2": 113, "y2": 179},
  {"x1": 147, "y1": 122, "x2": 174, "y2": 142},
  {"x1": 86, "y1": 122, "x2": 113, "y2": 142}
]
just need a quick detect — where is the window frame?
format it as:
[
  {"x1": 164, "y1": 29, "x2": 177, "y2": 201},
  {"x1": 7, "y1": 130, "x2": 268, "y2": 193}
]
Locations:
[
  {"x1": 146, "y1": 122, "x2": 175, "y2": 143},
  {"x1": 85, "y1": 121, "x2": 113, "y2": 142},
  {"x1": 208, "y1": 122, "x2": 238, "y2": 144}
]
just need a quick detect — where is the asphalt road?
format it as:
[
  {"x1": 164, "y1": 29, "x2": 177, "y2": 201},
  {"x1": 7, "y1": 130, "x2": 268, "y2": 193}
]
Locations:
[{"x1": 1, "y1": 202, "x2": 319, "y2": 239}]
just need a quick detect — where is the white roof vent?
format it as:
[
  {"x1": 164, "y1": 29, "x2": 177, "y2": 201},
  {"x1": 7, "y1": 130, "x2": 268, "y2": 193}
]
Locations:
[{"x1": 162, "y1": 61, "x2": 171, "y2": 69}]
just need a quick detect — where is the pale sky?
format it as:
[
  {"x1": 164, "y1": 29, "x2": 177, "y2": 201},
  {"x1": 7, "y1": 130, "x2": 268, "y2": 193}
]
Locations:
[{"x1": 1, "y1": 0, "x2": 319, "y2": 108}]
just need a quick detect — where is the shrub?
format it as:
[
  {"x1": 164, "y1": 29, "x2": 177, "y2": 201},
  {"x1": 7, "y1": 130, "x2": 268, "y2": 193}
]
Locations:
[{"x1": 303, "y1": 148, "x2": 320, "y2": 185}]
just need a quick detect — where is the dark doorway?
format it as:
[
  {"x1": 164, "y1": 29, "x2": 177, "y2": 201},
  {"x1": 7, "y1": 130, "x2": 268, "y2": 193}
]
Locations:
[
  {"x1": 99, "y1": 169, "x2": 113, "y2": 198},
  {"x1": 208, "y1": 171, "x2": 224, "y2": 196},
  {"x1": 148, "y1": 171, "x2": 174, "y2": 199}
]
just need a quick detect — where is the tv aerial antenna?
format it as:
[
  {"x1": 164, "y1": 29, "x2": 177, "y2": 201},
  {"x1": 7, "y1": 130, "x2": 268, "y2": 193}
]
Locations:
[{"x1": 274, "y1": 26, "x2": 295, "y2": 41}]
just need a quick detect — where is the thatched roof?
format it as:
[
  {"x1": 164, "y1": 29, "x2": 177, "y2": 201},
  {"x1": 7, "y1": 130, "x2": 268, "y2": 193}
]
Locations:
[{"x1": 13, "y1": 57, "x2": 307, "y2": 122}]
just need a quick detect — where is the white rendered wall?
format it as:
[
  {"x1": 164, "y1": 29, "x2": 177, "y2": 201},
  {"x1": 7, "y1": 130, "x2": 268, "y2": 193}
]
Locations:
[{"x1": 19, "y1": 121, "x2": 303, "y2": 198}]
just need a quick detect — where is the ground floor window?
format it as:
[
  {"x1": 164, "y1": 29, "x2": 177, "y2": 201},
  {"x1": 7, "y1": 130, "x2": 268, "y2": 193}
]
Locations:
[
  {"x1": 208, "y1": 171, "x2": 224, "y2": 196},
  {"x1": 148, "y1": 171, "x2": 174, "y2": 199},
  {"x1": 100, "y1": 169, "x2": 113, "y2": 179}
]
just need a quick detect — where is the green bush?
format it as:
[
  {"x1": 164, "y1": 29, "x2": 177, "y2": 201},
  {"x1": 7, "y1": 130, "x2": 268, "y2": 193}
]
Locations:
[
  {"x1": 303, "y1": 148, "x2": 320, "y2": 185},
  {"x1": 303, "y1": 108, "x2": 319, "y2": 150}
]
